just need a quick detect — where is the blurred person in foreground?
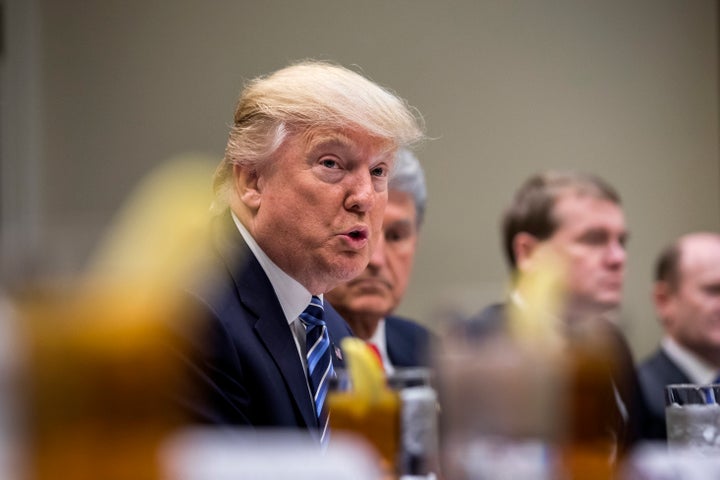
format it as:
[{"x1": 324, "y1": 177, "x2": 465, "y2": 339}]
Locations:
[
  {"x1": 177, "y1": 60, "x2": 423, "y2": 444},
  {"x1": 461, "y1": 171, "x2": 644, "y2": 455},
  {"x1": 637, "y1": 232, "x2": 720, "y2": 440},
  {"x1": 326, "y1": 148, "x2": 434, "y2": 374}
]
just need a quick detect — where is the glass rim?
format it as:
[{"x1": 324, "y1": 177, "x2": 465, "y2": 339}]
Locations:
[{"x1": 666, "y1": 383, "x2": 720, "y2": 389}]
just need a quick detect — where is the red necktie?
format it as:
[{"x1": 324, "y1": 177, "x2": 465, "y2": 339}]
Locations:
[{"x1": 366, "y1": 342, "x2": 384, "y2": 369}]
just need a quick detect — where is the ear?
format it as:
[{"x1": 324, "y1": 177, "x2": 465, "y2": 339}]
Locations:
[
  {"x1": 513, "y1": 232, "x2": 540, "y2": 272},
  {"x1": 653, "y1": 281, "x2": 674, "y2": 327},
  {"x1": 233, "y1": 164, "x2": 263, "y2": 210}
]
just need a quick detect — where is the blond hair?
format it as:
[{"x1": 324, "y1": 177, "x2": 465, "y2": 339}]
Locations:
[{"x1": 212, "y1": 60, "x2": 424, "y2": 209}]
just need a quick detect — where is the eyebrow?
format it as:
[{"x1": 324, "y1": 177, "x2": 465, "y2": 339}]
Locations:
[
  {"x1": 304, "y1": 130, "x2": 354, "y2": 152},
  {"x1": 303, "y1": 129, "x2": 396, "y2": 163}
]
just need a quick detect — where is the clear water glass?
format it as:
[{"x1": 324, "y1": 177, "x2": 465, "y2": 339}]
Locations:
[{"x1": 665, "y1": 383, "x2": 720, "y2": 454}]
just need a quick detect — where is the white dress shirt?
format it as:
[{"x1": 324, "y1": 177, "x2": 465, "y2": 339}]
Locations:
[
  {"x1": 368, "y1": 319, "x2": 395, "y2": 375},
  {"x1": 231, "y1": 212, "x2": 317, "y2": 373}
]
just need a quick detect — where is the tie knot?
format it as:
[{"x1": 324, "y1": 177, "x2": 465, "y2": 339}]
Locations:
[{"x1": 300, "y1": 296, "x2": 325, "y2": 327}]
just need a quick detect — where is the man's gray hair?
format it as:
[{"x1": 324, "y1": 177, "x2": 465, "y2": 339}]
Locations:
[{"x1": 389, "y1": 148, "x2": 427, "y2": 227}]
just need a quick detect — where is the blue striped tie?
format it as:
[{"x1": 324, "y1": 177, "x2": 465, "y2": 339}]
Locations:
[{"x1": 300, "y1": 296, "x2": 334, "y2": 447}]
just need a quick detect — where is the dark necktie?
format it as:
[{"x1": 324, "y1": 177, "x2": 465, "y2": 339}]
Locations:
[{"x1": 299, "y1": 296, "x2": 334, "y2": 447}]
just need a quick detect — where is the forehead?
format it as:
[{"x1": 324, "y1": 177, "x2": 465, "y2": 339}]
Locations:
[
  {"x1": 679, "y1": 237, "x2": 720, "y2": 278},
  {"x1": 551, "y1": 191, "x2": 625, "y2": 234},
  {"x1": 385, "y1": 190, "x2": 416, "y2": 217},
  {"x1": 301, "y1": 127, "x2": 395, "y2": 160}
]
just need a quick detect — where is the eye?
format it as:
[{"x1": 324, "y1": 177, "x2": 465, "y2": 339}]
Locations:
[
  {"x1": 618, "y1": 233, "x2": 629, "y2": 248},
  {"x1": 578, "y1": 229, "x2": 610, "y2": 246},
  {"x1": 371, "y1": 165, "x2": 388, "y2": 177},
  {"x1": 703, "y1": 284, "x2": 720, "y2": 296},
  {"x1": 321, "y1": 158, "x2": 339, "y2": 169},
  {"x1": 385, "y1": 224, "x2": 413, "y2": 243}
]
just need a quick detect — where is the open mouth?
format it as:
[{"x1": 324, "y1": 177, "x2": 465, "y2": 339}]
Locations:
[{"x1": 340, "y1": 227, "x2": 369, "y2": 249}]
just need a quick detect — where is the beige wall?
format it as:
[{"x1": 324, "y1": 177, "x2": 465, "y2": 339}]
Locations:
[{"x1": 3, "y1": 0, "x2": 719, "y2": 360}]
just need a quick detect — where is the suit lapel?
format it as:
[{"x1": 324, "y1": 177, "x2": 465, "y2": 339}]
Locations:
[
  {"x1": 385, "y1": 318, "x2": 407, "y2": 367},
  {"x1": 213, "y1": 212, "x2": 318, "y2": 431},
  {"x1": 252, "y1": 298, "x2": 319, "y2": 431},
  {"x1": 324, "y1": 302, "x2": 350, "y2": 370}
]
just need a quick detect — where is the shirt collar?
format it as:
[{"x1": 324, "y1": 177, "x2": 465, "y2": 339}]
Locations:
[
  {"x1": 368, "y1": 318, "x2": 394, "y2": 374},
  {"x1": 231, "y1": 211, "x2": 317, "y2": 325},
  {"x1": 662, "y1": 335, "x2": 719, "y2": 384}
]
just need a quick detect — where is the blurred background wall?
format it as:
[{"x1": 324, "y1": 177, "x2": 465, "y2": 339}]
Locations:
[{"x1": 2, "y1": 0, "x2": 719, "y2": 361}]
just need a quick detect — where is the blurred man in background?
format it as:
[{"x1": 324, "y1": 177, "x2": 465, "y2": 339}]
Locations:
[
  {"x1": 637, "y1": 232, "x2": 720, "y2": 440},
  {"x1": 326, "y1": 148, "x2": 433, "y2": 373},
  {"x1": 461, "y1": 170, "x2": 643, "y2": 455},
  {"x1": 468, "y1": 171, "x2": 627, "y2": 333}
]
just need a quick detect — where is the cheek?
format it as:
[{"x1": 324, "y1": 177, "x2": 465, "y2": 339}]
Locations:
[
  {"x1": 390, "y1": 253, "x2": 414, "y2": 292},
  {"x1": 566, "y1": 260, "x2": 590, "y2": 283},
  {"x1": 371, "y1": 194, "x2": 388, "y2": 220},
  {"x1": 370, "y1": 207, "x2": 385, "y2": 230},
  {"x1": 674, "y1": 300, "x2": 704, "y2": 332}
]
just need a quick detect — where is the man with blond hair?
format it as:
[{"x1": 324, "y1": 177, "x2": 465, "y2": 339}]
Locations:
[{"x1": 179, "y1": 61, "x2": 423, "y2": 445}]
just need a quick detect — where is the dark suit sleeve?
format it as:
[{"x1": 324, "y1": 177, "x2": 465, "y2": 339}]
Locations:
[{"x1": 169, "y1": 292, "x2": 254, "y2": 425}]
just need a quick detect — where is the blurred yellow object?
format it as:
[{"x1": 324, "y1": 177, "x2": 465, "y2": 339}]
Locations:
[
  {"x1": 87, "y1": 154, "x2": 217, "y2": 292},
  {"x1": 329, "y1": 339, "x2": 399, "y2": 476},
  {"x1": 340, "y1": 338, "x2": 387, "y2": 403},
  {"x1": 16, "y1": 286, "x2": 191, "y2": 480},
  {"x1": 508, "y1": 246, "x2": 568, "y2": 350},
  {"x1": 10, "y1": 154, "x2": 219, "y2": 480}
]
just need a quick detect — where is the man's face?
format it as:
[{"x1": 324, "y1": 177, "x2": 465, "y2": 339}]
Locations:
[
  {"x1": 326, "y1": 190, "x2": 419, "y2": 323},
  {"x1": 539, "y1": 192, "x2": 627, "y2": 314},
  {"x1": 659, "y1": 236, "x2": 720, "y2": 360},
  {"x1": 249, "y1": 128, "x2": 394, "y2": 294}
]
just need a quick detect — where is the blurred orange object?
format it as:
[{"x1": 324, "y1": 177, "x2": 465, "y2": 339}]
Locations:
[{"x1": 14, "y1": 283, "x2": 194, "y2": 480}]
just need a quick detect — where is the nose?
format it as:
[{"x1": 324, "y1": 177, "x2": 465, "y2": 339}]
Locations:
[
  {"x1": 605, "y1": 240, "x2": 626, "y2": 268},
  {"x1": 344, "y1": 172, "x2": 375, "y2": 213}
]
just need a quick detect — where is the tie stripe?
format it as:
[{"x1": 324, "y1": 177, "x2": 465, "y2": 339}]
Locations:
[{"x1": 300, "y1": 296, "x2": 335, "y2": 446}]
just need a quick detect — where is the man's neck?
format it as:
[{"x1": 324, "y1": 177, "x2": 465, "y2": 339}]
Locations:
[
  {"x1": 336, "y1": 310, "x2": 381, "y2": 340},
  {"x1": 563, "y1": 298, "x2": 619, "y2": 325}
]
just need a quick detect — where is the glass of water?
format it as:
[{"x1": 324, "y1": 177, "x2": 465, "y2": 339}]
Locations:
[{"x1": 665, "y1": 383, "x2": 720, "y2": 453}]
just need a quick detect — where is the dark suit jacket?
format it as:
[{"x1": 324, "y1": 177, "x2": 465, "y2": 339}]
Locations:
[
  {"x1": 176, "y1": 212, "x2": 353, "y2": 441},
  {"x1": 463, "y1": 302, "x2": 644, "y2": 454},
  {"x1": 637, "y1": 348, "x2": 691, "y2": 441},
  {"x1": 385, "y1": 315, "x2": 434, "y2": 368}
]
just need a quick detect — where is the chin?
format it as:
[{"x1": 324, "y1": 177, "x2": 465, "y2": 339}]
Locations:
[
  {"x1": 331, "y1": 264, "x2": 368, "y2": 285},
  {"x1": 351, "y1": 297, "x2": 390, "y2": 315}
]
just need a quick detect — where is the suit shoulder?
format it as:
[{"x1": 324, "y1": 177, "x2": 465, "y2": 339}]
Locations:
[
  {"x1": 637, "y1": 348, "x2": 682, "y2": 383},
  {"x1": 386, "y1": 315, "x2": 432, "y2": 339},
  {"x1": 460, "y1": 303, "x2": 507, "y2": 339}
]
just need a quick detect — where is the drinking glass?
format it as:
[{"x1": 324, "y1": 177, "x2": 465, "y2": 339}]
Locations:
[
  {"x1": 665, "y1": 383, "x2": 720, "y2": 453},
  {"x1": 327, "y1": 368, "x2": 439, "y2": 479},
  {"x1": 327, "y1": 369, "x2": 401, "y2": 475}
]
